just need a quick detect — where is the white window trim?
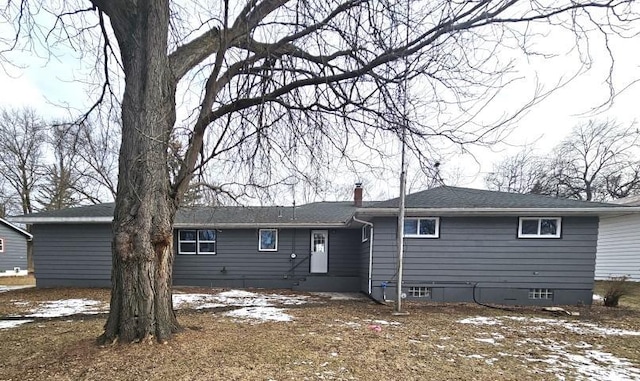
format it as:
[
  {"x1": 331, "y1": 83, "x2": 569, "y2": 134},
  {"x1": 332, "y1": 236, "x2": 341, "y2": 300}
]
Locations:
[
  {"x1": 198, "y1": 230, "x2": 217, "y2": 255},
  {"x1": 403, "y1": 217, "x2": 440, "y2": 238},
  {"x1": 0, "y1": 238, "x2": 3, "y2": 253},
  {"x1": 518, "y1": 217, "x2": 562, "y2": 238},
  {"x1": 259, "y1": 228, "x2": 278, "y2": 252},
  {"x1": 178, "y1": 229, "x2": 216, "y2": 255},
  {"x1": 361, "y1": 225, "x2": 369, "y2": 242}
]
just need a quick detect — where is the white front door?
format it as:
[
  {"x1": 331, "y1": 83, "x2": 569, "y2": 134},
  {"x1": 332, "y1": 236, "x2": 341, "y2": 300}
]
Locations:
[{"x1": 310, "y1": 230, "x2": 328, "y2": 273}]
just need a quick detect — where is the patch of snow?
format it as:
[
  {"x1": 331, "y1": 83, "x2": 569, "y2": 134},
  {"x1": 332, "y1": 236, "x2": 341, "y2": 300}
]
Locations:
[
  {"x1": 26, "y1": 299, "x2": 107, "y2": 317},
  {"x1": 0, "y1": 319, "x2": 32, "y2": 329},
  {"x1": 460, "y1": 316, "x2": 640, "y2": 337},
  {"x1": 0, "y1": 270, "x2": 28, "y2": 277},
  {"x1": 475, "y1": 338, "x2": 498, "y2": 345},
  {"x1": 461, "y1": 354, "x2": 485, "y2": 359},
  {"x1": 172, "y1": 289, "x2": 308, "y2": 310},
  {"x1": 223, "y1": 306, "x2": 293, "y2": 322},
  {"x1": 458, "y1": 316, "x2": 502, "y2": 325},
  {"x1": 503, "y1": 316, "x2": 640, "y2": 337},
  {"x1": 0, "y1": 285, "x2": 32, "y2": 293},
  {"x1": 524, "y1": 340, "x2": 640, "y2": 380},
  {"x1": 368, "y1": 319, "x2": 401, "y2": 325},
  {"x1": 593, "y1": 294, "x2": 603, "y2": 301}
]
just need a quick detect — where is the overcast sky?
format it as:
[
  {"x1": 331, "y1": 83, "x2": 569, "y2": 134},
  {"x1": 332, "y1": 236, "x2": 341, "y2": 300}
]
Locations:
[{"x1": 1, "y1": 7, "x2": 639, "y2": 202}]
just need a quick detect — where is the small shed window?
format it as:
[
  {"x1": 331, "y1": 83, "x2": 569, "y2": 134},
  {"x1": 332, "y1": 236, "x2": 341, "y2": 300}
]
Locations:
[
  {"x1": 404, "y1": 217, "x2": 439, "y2": 238},
  {"x1": 518, "y1": 217, "x2": 561, "y2": 238},
  {"x1": 0, "y1": 238, "x2": 3, "y2": 253},
  {"x1": 259, "y1": 229, "x2": 278, "y2": 251},
  {"x1": 178, "y1": 229, "x2": 216, "y2": 254}
]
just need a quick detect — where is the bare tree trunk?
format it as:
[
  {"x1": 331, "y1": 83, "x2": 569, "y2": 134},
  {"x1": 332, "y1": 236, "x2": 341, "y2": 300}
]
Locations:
[{"x1": 97, "y1": 0, "x2": 179, "y2": 344}]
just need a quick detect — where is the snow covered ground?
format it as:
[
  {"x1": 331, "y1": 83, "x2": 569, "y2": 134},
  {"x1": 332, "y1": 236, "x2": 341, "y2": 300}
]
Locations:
[
  {"x1": 2, "y1": 289, "x2": 640, "y2": 380},
  {"x1": 0, "y1": 289, "x2": 313, "y2": 329},
  {"x1": 458, "y1": 315, "x2": 640, "y2": 380}
]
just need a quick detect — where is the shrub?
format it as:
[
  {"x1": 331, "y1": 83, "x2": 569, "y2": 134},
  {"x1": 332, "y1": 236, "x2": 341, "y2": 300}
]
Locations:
[{"x1": 603, "y1": 276, "x2": 631, "y2": 307}]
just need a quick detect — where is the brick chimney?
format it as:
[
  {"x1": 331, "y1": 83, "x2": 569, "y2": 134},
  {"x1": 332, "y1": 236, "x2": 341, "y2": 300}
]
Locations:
[{"x1": 354, "y1": 182, "x2": 363, "y2": 207}]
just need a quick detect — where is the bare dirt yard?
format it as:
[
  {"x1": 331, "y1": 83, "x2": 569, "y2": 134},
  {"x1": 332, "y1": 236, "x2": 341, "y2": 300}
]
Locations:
[{"x1": 1, "y1": 282, "x2": 639, "y2": 381}]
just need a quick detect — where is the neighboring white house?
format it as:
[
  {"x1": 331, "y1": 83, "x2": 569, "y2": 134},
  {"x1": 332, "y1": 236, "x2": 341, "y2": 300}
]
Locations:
[
  {"x1": 0, "y1": 218, "x2": 32, "y2": 276},
  {"x1": 596, "y1": 195, "x2": 640, "y2": 281}
]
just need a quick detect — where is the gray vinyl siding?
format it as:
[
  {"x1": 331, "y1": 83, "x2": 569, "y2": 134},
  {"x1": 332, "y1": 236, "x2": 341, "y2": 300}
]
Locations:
[
  {"x1": 32, "y1": 224, "x2": 112, "y2": 287},
  {"x1": 173, "y1": 228, "x2": 362, "y2": 291},
  {"x1": 0, "y1": 224, "x2": 29, "y2": 273},
  {"x1": 359, "y1": 230, "x2": 372, "y2": 294},
  {"x1": 596, "y1": 214, "x2": 640, "y2": 281},
  {"x1": 369, "y1": 216, "x2": 598, "y2": 305},
  {"x1": 31, "y1": 224, "x2": 361, "y2": 290}
]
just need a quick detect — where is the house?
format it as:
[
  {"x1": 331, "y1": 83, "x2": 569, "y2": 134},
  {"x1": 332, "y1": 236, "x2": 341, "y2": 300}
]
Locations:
[
  {"x1": 10, "y1": 185, "x2": 639, "y2": 305},
  {"x1": 595, "y1": 195, "x2": 640, "y2": 281},
  {"x1": 0, "y1": 218, "x2": 32, "y2": 276}
]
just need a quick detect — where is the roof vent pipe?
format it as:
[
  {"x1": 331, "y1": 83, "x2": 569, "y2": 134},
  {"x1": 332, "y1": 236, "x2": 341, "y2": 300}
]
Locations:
[{"x1": 354, "y1": 183, "x2": 363, "y2": 207}]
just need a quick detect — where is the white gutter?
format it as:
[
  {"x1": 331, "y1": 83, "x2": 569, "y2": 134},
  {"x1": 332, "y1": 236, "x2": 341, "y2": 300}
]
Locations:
[
  {"x1": 352, "y1": 216, "x2": 374, "y2": 295},
  {"x1": 8, "y1": 216, "x2": 349, "y2": 229},
  {"x1": 7, "y1": 216, "x2": 113, "y2": 224},
  {"x1": 0, "y1": 218, "x2": 33, "y2": 240},
  {"x1": 356, "y1": 207, "x2": 640, "y2": 217},
  {"x1": 174, "y1": 222, "x2": 348, "y2": 228}
]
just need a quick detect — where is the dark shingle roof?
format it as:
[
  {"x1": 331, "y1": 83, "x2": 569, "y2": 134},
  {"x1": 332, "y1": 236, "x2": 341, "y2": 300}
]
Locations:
[
  {"x1": 18, "y1": 203, "x2": 117, "y2": 219},
  {"x1": 12, "y1": 186, "x2": 632, "y2": 225},
  {"x1": 368, "y1": 186, "x2": 621, "y2": 209},
  {"x1": 177, "y1": 202, "x2": 356, "y2": 225},
  {"x1": 13, "y1": 201, "x2": 358, "y2": 226}
]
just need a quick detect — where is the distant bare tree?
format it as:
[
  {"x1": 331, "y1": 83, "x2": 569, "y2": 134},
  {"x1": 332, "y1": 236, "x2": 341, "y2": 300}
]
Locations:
[
  {"x1": 486, "y1": 120, "x2": 640, "y2": 201},
  {"x1": 37, "y1": 124, "x2": 82, "y2": 210},
  {"x1": 0, "y1": 108, "x2": 47, "y2": 215},
  {"x1": 75, "y1": 118, "x2": 120, "y2": 202},
  {"x1": 549, "y1": 120, "x2": 640, "y2": 201},
  {"x1": 485, "y1": 147, "x2": 549, "y2": 194}
]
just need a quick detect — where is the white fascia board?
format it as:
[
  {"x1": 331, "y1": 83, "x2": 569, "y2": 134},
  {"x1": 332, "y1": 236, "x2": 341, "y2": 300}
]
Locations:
[
  {"x1": 356, "y1": 207, "x2": 640, "y2": 217},
  {"x1": 0, "y1": 218, "x2": 33, "y2": 239},
  {"x1": 173, "y1": 222, "x2": 348, "y2": 229},
  {"x1": 7, "y1": 216, "x2": 113, "y2": 224}
]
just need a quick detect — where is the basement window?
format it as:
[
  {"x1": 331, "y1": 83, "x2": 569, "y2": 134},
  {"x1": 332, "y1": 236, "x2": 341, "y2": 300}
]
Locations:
[
  {"x1": 528, "y1": 288, "x2": 553, "y2": 300},
  {"x1": 408, "y1": 286, "x2": 431, "y2": 298},
  {"x1": 518, "y1": 217, "x2": 561, "y2": 238},
  {"x1": 404, "y1": 218, "x2": 439, "y2": 238},
  {"x1": 178, "y1": 229, "x2": 216, "y2": 255}
]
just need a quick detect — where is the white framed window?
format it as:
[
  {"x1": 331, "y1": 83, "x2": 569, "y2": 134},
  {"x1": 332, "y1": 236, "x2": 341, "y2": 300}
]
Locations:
[
  {"x1": 518, "y1": 217, "x2": 561, "y2": 238},
  {"x1": 178, "y1": 229, "x2": 216, "y2": 254},
  {"x1": 362, "y1": 225, "x2": 370, "y2": 242},
  {"x1": 404, "y1": 217, "x2": 439, "y2": 238},
  {"x1": 529, "y1": 288, "x2": 553, "y2": 300},
  {"x1": 408, "y1": 286, "x2": 431, "y2": 298},
  {"x1": 259, "y1": 229, "x2": 278, "y2": 251},
  {"x1": 0, "y1": 238, "x2": 3, "y2": 253}
]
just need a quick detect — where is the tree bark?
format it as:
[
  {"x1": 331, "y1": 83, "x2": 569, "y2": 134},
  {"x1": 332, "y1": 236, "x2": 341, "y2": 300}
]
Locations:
[{"x1": 97, "y1": 0, "x2": 180, "y2": 344}]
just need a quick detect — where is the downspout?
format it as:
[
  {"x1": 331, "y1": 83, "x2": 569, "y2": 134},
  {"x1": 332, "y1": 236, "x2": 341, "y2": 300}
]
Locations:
[{"x1": 352, "y1": 216, "x2": 374, "y2": 295}]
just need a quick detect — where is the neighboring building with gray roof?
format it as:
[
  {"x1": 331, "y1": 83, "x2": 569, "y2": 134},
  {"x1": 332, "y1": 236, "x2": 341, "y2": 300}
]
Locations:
[
  {"x1": 11, "y1": 185, "x2": 640, "y2": 305},
  {"x1": 0, "y1": 218, "x2": 32, "y2": 275}
]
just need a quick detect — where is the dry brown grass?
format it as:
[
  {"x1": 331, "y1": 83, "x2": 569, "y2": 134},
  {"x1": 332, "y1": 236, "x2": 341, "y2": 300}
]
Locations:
[{"x1": 1, "y1": 287, "x2": 639, "y2": 381}]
